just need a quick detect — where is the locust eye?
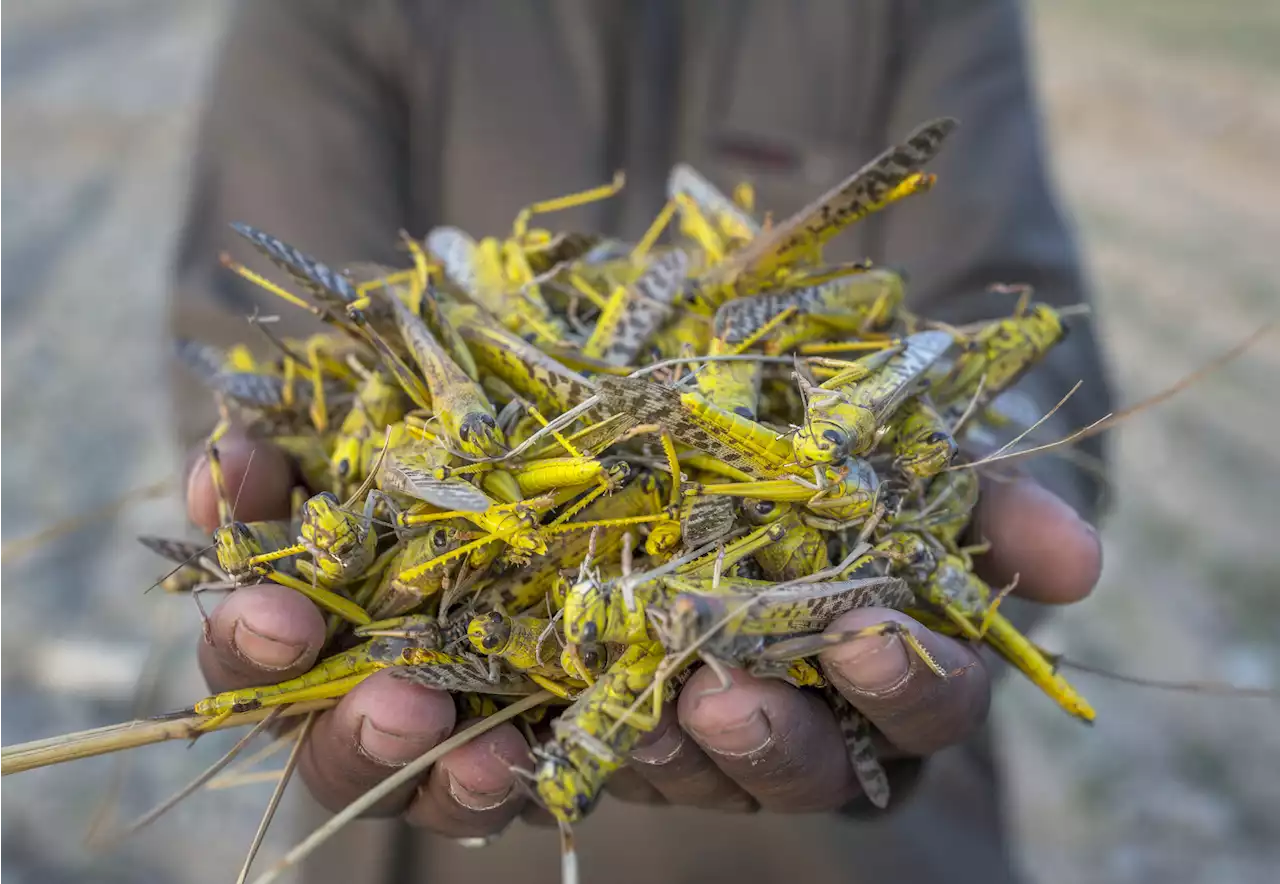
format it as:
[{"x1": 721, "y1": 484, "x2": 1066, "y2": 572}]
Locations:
[
  {"x1": 482, "y1": 634, "x2": 502, "y2": 650},
  {"x1": 580, "y1": 623, "x2": 598, "y2": 642},
  {"x1": 581, "y1": 647, "x2": 602, "y2": 670},
  {"x1": 754, "y1": 501, "x2": 775, "y2": 515},
  {"x1": 822, "y1": 428, "x2": 845, "y2": 447},
  {"x1": 432, "y1": 530, "x2": 451, "y2": 550},
  {"x1": 232, "y1": 522, "x2": 253, "y2": 540},
  {"x1": 317, "y1": 491, "x2": 340, "y2": 505},
  {"x1": 336, "y1": 459, "x2": 351, "y2": 478}
]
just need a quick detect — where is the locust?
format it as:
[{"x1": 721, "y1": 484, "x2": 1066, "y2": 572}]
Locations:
[
  {"x1": 428, "y1": 174, "x2": 627, "y2": 345},
  {"x1": 930, "y1": 289, "x2": 1065, "y2": 416},
  {"x1": 667, "y1": 162, "x2": 760, "y2": 264},
  {"x1": 792, "y1": 329, "x2": 955, "y2": 467},
  {"x1": 699, "y1": 117, "x2": 958, "y2": 296},
  {"x1": 533, "y1": 642, "x2": 667, "y2": 823},
  {"x1": 201, "y1": 425, "x2": 371, "y2": 626},
  {"x1": 467, "y1": 612, "x2": 588, "y2": 699}
]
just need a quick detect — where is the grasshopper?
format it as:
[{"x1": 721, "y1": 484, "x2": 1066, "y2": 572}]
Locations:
[
  {"x1": 739, "y1": 504, "x2": 832, "y2": 582},
  {"x1": 792, "y1": 330, "x2": 955, "y2": 467},
  {"x1": 869, "y1": 532, "x2": 1096, "y2": 723},
  {"x1": 712, "y1": 268, "x2": 905, "y2": 357},
  {"x1": 428, "y1": 174, "x2": 626, "y2": 345},
  {"x1": 700, "y1": 117, "x2": 958, "y2": 295},
  {"x1": 202, "y1": 426, "x2": 371, "y2": 626},
  {"x1": 561, "y1": 524, "x2": 786, "y2": 647},
  {"x1": 881, "y1": 395, "x2": 959, "y2": 481},
  {"x1": 467, "y1": 612, "x2": 588, "y2": 699},
  {"x1": 190, "y1": 615, "x2": 537, "y2": 730},
  {"x1": 931, "y1": 290, "x2": 1065, "y2": 415},
  {"x1": 533, "y1": 642, "x2": 667, "y2": 823},
  {"x1": 373, "y1": 287, "x2": 506, "y2": 459}
]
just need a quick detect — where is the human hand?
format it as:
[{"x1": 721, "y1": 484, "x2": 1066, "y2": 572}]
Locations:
[
  {"x1": 188, "y1": 429, "x2": 531, "y2": 838},
  {"x1": 188, "y1": 429, "x2": 1100, "y2": 830}
]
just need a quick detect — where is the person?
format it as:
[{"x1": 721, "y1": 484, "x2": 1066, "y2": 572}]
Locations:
[{"x1": 170, "y1": 2, "x2": 1112, "y2": 882}]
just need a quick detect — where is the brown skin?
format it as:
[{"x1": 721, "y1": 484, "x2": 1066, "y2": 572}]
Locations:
[{"x1": 190, "y1": 428, "x2": 1102, "y2": 837}]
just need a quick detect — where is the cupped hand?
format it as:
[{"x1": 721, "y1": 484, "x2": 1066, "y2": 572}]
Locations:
[
  {"x1": 188, "y1": 429, "x2": 1101, "y2": 832},
  {"x1": 188, "y1": 429, "x2": 530, "y2": 839}
]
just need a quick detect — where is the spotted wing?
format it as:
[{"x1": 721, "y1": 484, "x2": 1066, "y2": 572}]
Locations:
[
  {"x1": 595, "y1": 376, "x2": 788, "y2": 478},
  {"x1": 138, "y1": 535, "x2": 215, "y2": 567},
  {"x1": 680, "y1": 496, "x2": 738, "y2": 548},
  {"x1": 230, "y1": 222, "x2": 365, "y2": 310},
  {"x1": 585, "y1": 249, "x2": 690, "y2": 366},
  {"x1": 379, "y1": 456, "x2": 492, "y2": 514},
  {"x1": 710, "y1": 118, "x2": 958, "y2": 284}
]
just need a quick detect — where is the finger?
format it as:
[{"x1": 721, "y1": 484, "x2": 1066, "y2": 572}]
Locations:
[
  {"x1": 405, "y1": 718, "x2": 530, "y2": 838},
  {"x1": 972, "y1": 476, "x2": 1102, "y2": 604},
  {"x1": 603, "y1": 767, "x2": 667, "y2": 805},
  {"x1": 297, "y1": 670, "x2": 456, "y2": 815},
  {"x1": 820, "y1": 609, "x2": 990, "y2": 757},
  {"x1": 628, "y1": 704, "x2": 757, "y2": 812},
  {"x1": 197, "y1": 584, "x2": 326, "y2": 693},
  {"x1": 678, "y1": 668, "x2": 858, "y2": 812},
  {"x1": 186, "y1": 428, "x2": 295, "y2": 532}
]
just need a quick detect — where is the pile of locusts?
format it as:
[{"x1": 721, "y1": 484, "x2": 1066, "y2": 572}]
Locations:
[
  {"x1": 32, "y1": 113, "x2": 1255, "y2": 880},
  {"x1": 151, "y1": 117, "x2": 1099, "y2": 824},
  {"x1": 141, "y1": 115, "x2": 1106, "y2": 830}
]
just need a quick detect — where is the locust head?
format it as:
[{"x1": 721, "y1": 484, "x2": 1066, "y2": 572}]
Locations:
[
  {"x1": 741, "y1": 498, "x2": 790, "y2": 525},
  {"x1": 468, "y1": 611, "x2": 512, "y2": 655},
  {"x1": 456, "y1": 413, "x2": 507, "y2": 459},
  {"x1": 213, "y1": 522, "x2": 261, "y2": 576},
  {"x1": 792, "y1": 419, "x2": 852, "y2": 467},
  {"x1": 561, "y1": 641, "x2": 607, "y2": 681},
  {"x1": 896, "y1": 430, "x2": 958, "y2": 480},
  {"x1": 300, "y1": 491, "x2": 374, "y2": 580},
  {"x1": 563, "y1": 578, "x2": 606, "y2": 644}
]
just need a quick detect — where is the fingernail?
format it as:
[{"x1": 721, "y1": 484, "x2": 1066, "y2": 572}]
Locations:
[
  {"x1": 831, "y1": 632, "x2": 911, "y2": 694},
  {"x1": 690, "y1": 710, "x2": 772, "y2": 757},
  {"x1": 231, "y1": 620, "x2": 308, "y2": 670},
  {"x1": 631, "y1": 725, "x2": 685, "y2": 766},
  {"x1": 447, "y1": 771, "x2": 515, "y2": 812},
  {"x1": 357, "y1": 716, "x2": 441, "y2": 767}
]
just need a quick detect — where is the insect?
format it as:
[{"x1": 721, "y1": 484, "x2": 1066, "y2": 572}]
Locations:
[
  {"x1": 882, "y1": 395, "x2": 959, "y2": 481},
  {"x1": 533, "y1": 642, "x2": 667, "y2": 823},
  {"x1": 467, "y1": 612, "x2": 586, "y2": 698},
  {"x1": 791, "y1": 330, "x2": 955, "y2": 467},
  {"x1": 711, "y1": 268, "x2": 905, "y2": 358},
  {"x1": 701, "y1": 117, "x2": 958, "y2": 293},
  {"x1": 201, "y1": 426, "x2": 372, "y2": 626},
  {"x1": 931, "y1": 288, "x2": 1065, "y2": 415},
  {"x1": 667, "y1": 162, "x2": 760, "y2": 265},
  {"x1": 374, "y1": 288, "x2": 507, "y2": 460},
  {"x1": 871, "y1": 531, "x2": 1096, "y2": 723}
]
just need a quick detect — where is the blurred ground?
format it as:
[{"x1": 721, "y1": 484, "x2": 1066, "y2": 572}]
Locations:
[{"x1": 2, "y1": 2, "x2": 1277, "y2": 883}]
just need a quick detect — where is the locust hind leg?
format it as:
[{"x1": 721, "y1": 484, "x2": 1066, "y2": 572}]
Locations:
[
  {"x1": 824, "y1": 686, "x2": 891, "y2": 810},
  {"x1": 758, "y1": 621, "x2": 947, "y2": 679}
]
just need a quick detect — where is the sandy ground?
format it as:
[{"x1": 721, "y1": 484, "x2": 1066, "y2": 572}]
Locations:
[{"x1": 2, "y1": 2, "x2": 1277, "y2": 882}]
